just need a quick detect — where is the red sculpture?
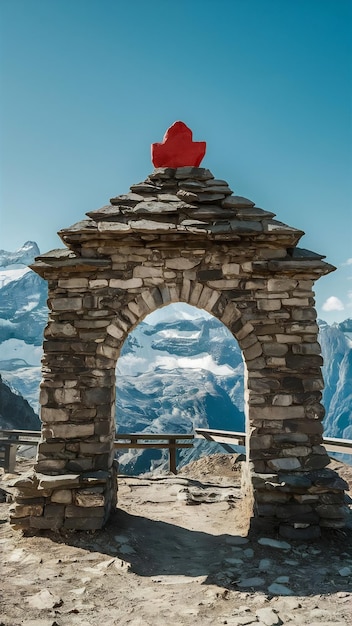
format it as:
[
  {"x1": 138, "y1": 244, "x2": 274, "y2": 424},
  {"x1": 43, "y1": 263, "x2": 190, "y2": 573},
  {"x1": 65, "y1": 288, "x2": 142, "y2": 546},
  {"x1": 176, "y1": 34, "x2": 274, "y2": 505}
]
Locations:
[{"x1": 151, "y1": 121, "x2": 206, "y2": 168}]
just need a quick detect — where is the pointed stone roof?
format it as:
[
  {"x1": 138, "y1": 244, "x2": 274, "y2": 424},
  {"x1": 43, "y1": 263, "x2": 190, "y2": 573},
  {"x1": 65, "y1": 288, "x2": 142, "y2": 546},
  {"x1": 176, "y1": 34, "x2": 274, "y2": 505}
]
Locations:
[
  {"x1": 58, "y1": 167, "x2": 303, "y2": 245},
  {"x1": 31, "y1": 166, "x2": 334, "y2": 278}
]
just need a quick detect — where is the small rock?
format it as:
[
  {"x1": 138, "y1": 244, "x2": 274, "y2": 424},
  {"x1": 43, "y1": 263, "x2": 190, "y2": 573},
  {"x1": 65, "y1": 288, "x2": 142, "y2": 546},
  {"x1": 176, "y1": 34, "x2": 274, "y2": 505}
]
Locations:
[
  {"x1": 259, "y1": 558, "x2": 272, "y2": 572},
  {"x1": 258, "y1": 538, "x2": 291, "y2": 550},
  {"x1": 238, "y1": 576, "x2": 265, "y2": 588},
  {"x1": 114, "y1": 558, "x2": 131, "y2": 571},
  {"x1": 243, "y1": 548, "x2": 254, "y2": 558},
  {"x1": 256, "y1": 607, "x2": 281, "y2": 626},
  {"x1": 114, "y1": 534, "x2": 129, "y2": 544},
  {"x1": 274, "y1": 576, "x2": 290, "y2": 584},
  {"x1": 224, "y1": 557, "x2": 244, "y2": 565},
  {"x1": 272, "y1": 597, "x2": 301, "y2": 610},
  {"x1": 338, "y1": 566, "x2": 351, "y2": 576},
  {"x1": 268, "y1": 582, "x2": 294, "y2": 595},
  {"x1": 119, "y1": 544, "x2": 135, "y2": 555},
  {"x1": 27, "y1": 589, "x2": 62, "y2": 610}
]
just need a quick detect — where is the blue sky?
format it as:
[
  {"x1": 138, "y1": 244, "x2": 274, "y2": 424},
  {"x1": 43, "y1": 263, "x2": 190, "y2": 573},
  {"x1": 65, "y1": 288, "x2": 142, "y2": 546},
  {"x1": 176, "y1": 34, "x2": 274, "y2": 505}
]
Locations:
[{"x1": 0, "y1": 0, "x2": 351, "y2": 324}]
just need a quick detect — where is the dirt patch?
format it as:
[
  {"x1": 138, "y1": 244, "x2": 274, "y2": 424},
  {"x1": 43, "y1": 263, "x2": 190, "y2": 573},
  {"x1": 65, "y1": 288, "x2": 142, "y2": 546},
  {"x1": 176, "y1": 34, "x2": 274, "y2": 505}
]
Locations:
[{"x1": 0, "y1": 455, "x2": 352, "y2": 626}]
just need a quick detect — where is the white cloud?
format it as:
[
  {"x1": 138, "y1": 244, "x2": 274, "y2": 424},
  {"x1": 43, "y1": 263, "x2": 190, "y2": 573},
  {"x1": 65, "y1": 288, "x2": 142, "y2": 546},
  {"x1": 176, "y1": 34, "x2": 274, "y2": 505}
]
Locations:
[
  {"x1": 322, "y1": 296, "x2": 345, "y2": 312},
  {"x1": 343, "y1": 258, "x2": 352, "y2": 266}
]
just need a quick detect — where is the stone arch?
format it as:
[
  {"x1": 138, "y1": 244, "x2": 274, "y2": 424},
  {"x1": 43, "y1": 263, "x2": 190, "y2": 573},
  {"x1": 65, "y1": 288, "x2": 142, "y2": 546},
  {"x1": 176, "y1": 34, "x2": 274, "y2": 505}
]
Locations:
[{"x1": 11, "y1": 165, "x2": 348, "y2": 539}]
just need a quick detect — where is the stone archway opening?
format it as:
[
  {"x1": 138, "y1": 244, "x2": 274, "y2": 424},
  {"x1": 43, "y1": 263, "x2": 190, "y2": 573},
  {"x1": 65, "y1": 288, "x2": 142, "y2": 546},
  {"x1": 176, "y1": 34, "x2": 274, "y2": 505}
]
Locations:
[
  {"x1": 10, "y1": 122, "x2": 348, "y2": 539},
  {"x1": 114, "y1": 302, "x2": 246, "y2": 475}
]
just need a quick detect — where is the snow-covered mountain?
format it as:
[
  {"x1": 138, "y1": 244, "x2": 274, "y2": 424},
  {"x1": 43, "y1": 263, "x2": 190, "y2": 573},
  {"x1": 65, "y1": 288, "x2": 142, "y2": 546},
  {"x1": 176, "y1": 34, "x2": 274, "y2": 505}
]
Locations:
[
  {"x1": 0, "y1": 243, "x2": 351, "y2": 472},
  {"x1": 0, "y1": 242, "x2": 47, "y2": 357}
]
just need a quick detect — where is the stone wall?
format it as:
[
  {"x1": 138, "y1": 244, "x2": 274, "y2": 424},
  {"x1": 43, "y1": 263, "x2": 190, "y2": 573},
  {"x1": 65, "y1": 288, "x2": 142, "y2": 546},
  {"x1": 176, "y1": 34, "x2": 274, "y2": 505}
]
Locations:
[{"x1": 10, "y1": 167, "x2": 348, "y2": 537}]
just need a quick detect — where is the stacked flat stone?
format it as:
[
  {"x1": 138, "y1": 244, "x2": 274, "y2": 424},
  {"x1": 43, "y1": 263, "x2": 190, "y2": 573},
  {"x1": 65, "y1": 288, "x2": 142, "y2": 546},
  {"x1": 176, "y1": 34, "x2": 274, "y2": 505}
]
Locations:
[{"x1": 10, "y1": 167, "x2": 348, "y2": 538}]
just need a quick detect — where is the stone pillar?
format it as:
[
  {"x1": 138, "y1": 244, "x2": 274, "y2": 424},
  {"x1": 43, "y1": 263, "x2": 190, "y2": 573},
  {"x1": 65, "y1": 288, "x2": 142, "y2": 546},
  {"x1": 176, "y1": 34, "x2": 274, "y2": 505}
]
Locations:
[
  {"x1": 242, "y1": 279, "x2": 349, "y2": 540},
  {"x1": 10, "y1": 276, "x2": 118, "y2": 531}
]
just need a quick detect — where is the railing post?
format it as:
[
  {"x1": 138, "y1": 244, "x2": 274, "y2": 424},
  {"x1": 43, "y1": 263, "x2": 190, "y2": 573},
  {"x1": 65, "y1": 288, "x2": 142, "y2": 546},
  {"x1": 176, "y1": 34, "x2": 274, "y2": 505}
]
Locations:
[
  {"x1": 5, "y1": 444, "x2": 17, "y2": 473},
  {"x1": 169, "y1": 438, "x2": 177, "y2": 474}
]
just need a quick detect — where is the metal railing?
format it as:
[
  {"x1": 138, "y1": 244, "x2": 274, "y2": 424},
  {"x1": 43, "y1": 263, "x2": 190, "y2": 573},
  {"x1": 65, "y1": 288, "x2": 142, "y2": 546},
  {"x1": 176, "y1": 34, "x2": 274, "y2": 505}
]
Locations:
[
  {"x1": 0, "y1": 429, "x2": 194, "y2": 474},
  {"x1": 195, "y1": 428, "x2": 352, "y2": 455},
  {"x1": 2, "y1": 427, "x2": 351, "y2": 475}
]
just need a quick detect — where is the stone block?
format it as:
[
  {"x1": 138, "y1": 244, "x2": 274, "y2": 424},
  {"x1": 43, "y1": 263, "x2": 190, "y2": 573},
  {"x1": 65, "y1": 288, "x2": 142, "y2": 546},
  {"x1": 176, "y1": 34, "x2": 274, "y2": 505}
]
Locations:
[
  {"x1": 268, "y1": 458, "x2": 301, "y2": 471},
  {"x1": 58, "y1": 278, "x2": 88, "y2": 289},
  {"x1": 65, "y1": 505, "x2": 105, "y2": 518},
  {"x1": 272, "y1": 394, "x2": 292, "y2": 406},
  {"x1": 318, "y1": 493, "x2": 346, "y2": 504},
  {"x1": 222, "y1": 263, "x2": 240, "y2": 276},
  {"x1": 11, "y1": 502, "x2": 43, "y2": 518},
  {"x1": 263, "y1": 343, "x2": 288, "y2": 356},
  {"x1": 35, "y1": 459, "x2": 67, "y2": 472},
  {"x1": 37, "y1": 474, "x2": 80, "y2": 489},
  {"x1": 203, "y1": 289, "x2": 221, "y2": 312},
  {"x1": 302, "y1": 377, "x2": 324, "y2": 391},
  {"x1": 315, "y1": 504, "x2": 349, "y2": 519},
  {"x1": 249, "y1": 435, "x2": 272, "y2": 450},
  {"x1": 246, "y1": 356, "x2": 266, "y2": 370},
  {"x1": 275, "y1": 334, "x2": 302, "y2": 343},
  {"x1": 109, "y1": 278, "x2": 143, "y2": 289},
  {"x1": 41, "y1": 407, "x2": 69, "y2": 423},
  {"x1": 67, "y1": 458, "x2": 94, "y2": 471},
  {"x1": 257, "y1": 299, "x2": 281, "y2": 311},
  {"x1": 267, "y1": 278, "x2": 297, "y2": 292},
  {"x1": 45, "y1": 322, "x2": 77, "y2": 338},
  {"x1": 267, "y1": 357, "x2": 286, "y2": 368},
  {"x1": 165, "y1": 257, "x2": 200, "y2": 270},
  {"x1": 292, "y1": 342, "x2": 321, "y2": 355},
  {"x1": 282, "y1": 298, "x2": 310, "y2": 307},
  {"x1": 243, "y1": 342, "x2": 262, "y2": 361},
  {"x1": 291, "y1": 308, "x2": 317, "y2": 321},
  {"x1": 197, "y1": 269, "x2": 223, "y2": 281},
  {"x1": 46, "y1": 423, "x2": 95, "y2": 439},
  {"x1": 273, "y1": 432, "x2": 308, "y2": 444},
  {"x1": 83, "y1": 387, "x2": 111, "y2": 405},
  {"x1": 75, "y1": 491, "x2": 105, "y2": 507},
  {"x1": 249, "y1": 378, "x2": 280, "y2": 393},
  {"x1": 106, "y1": 324, "x2": 124, "y2": 339},
  {"x1": 236, "y1": 322, "x2": 254, "y2": 340},
  {"x1": 319, "y1": 518, "x2": 346, "y2": 528},
  {"x1": 45, "y1": 503, "x2": 65, "y2": 517},
  {"x1": 51, "y1": 489, "x2": 73, "y2": 504},
  {"x1": 301, "y1": 454, "x2": 330, "y2": 470},
  {"x1": 286, "y1": 419, "x2": 324, "y2": 434},
  {"x1": 282, "y1": 446, "x2": 311, "y2": 457},
  {"x1": 221, "y1": 302, "x2": 241, "y2": 326},
  {"x1": 256, "y1": 491, "x2": 291, "y2": 503},
  {"x1": 30, "y1": 516, "x2": 64, "y2": 530},
  {"x1": 251, "y1": 406, "x2": 305, "y2": 420},
  {"x1": 89, "y1": 279, "x2": 109, "y2": 288},
  {"x1": 207, "y1": 279, "x2": 239, "y2": 290},
  {"x1": 189, "y1": 282, "x2": 203, "y2": 305},
  {"x1": 53, "y1": 388, "x2": 81, "y2": 404},
  {"x1": 255, "y1": 503, "x2": 278, "y2": 517},
  {"x1": 50, "y1": 297, "x2": 83, "y2": 311},
  {"x1": 275, "y1": 503, "x2": 318, "y2": 521},
  {"x1": 305, "y1": 403, "x2": 325, "y2": 419},
  {"x1": 141, "y1": 288, "x2": 163, "y2": 310}
]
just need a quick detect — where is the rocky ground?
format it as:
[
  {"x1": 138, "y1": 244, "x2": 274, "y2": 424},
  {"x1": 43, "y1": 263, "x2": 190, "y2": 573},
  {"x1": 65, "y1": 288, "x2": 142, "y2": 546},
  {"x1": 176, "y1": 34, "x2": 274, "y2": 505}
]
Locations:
[{"x1": 1, "y1": 454, "x2": 352, "y2": 626}]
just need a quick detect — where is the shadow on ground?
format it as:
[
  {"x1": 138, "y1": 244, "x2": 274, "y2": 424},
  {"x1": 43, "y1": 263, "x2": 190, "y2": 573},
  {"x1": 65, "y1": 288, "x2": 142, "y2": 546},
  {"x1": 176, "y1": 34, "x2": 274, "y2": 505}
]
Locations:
[{"x1": 41, "y1": 504, "x2": 352, "y2": 597}]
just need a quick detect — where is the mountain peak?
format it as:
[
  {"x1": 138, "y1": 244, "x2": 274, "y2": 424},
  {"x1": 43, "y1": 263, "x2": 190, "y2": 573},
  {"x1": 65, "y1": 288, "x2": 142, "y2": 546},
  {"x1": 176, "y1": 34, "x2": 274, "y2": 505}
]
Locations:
[{"x1": 0, "y1": 242, "x2": 40, "y2": 268}]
